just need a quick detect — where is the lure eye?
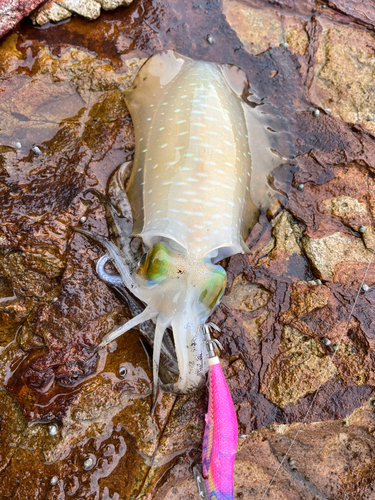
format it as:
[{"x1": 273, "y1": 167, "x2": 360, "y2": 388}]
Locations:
[
  {"x1": 137, "y1": 242, "x2": 171, "y2": 284},
  {"x1": 199, "y1": 265, "x2": 227, "y2": 311}
]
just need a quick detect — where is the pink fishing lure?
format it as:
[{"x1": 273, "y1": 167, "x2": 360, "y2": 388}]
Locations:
[{"x1": 202, "y1": 356, "x2": 238, "y2": 499}]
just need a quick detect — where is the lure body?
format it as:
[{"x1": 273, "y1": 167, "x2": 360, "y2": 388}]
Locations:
[
  {"x1": 202, "y1": 356, "x2": 238, "y2": 500},
  {"x1": 90, "y1": 50, "x2": 283, "y2": 396}
]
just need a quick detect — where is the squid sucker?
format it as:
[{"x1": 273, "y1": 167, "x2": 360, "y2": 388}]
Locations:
[{"x1": 82, "y1": 49, "x2": 286, "y2": 397}]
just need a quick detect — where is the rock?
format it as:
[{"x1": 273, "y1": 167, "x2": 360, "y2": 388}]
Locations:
[
  {"x1": 159, "y1": 403, "x2": 375, "y2": 499},
  {"x1": 1, "y1": 1, "x2": 375, "y2": 499},
  {"x1": 323, "y1": 195, "x2": 367, "y2": 218},
  {"x1": 30, "y1": 1, "x2": 71, "y2": 24},
  {"x1": 362, "y1": 228, "x2": 375, "y2": 252},
  {"x1": 223, "y1": 0, "x2": 284, "y2": 55},
  {"x1": 281, "y1": 280, "x2": 330, "y2": 324},
  {"x1": 260, "y1": 325, "x2": 338, "y2": 407},
  {"x1": 320, "y1": 195, "x2": 375, "y2": 252},
  {"x1": 31, "y1": 0, "x2": 134, "y2": 25},
  {"x1": 256, "y1": 210, "x2": 308, "y2": 279},
  {"x1": 223, "y1": 0, "x2": 309, "y2": 56},
  {"x1": 313, "y1": 24, "x2": 375, "y2": 130},
  {"x1": 58, "y1": 0, "x2": 101, "y2": 20},
  {"x1": 269, "y1": 211, "x2": 303, "y2": 256},
  {"x1": 223, "y1": 1, "x2": 375, "y2": 132},
  {"x1": 242, "y1": 310, "x2": 269, "y2": 342},
  {"x1": 0, "y1": 0, "x2": 45, "y2": 38},
  {"x1": 222, "y1": 274, "x2": 270, "y2": 312},
  {"x1": 0, "y1": 250, "x2": 61, "y2": 351},
  {"x1": 0, "y1": 388, "x2": 26, "y2": 473},
  {"x1": 96, "y1": 0, "x2": 133, "y2": 10},
  {"x1": 321, "y1": 195, "x2": 372, "y2": 231},
  {"x1": 0, "y1": 44, "x2": 144, "y2": 257},
  {"x1": 302, "y1": 232, "x2": 373, "y2": 281},
  {"x1": 327, "y1": 0, "x2": 375, "y2": 29}
]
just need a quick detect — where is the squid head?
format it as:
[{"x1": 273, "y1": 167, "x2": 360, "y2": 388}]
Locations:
[{"x1": 134, "y1": 240, "x2": 227, "y2": 396}]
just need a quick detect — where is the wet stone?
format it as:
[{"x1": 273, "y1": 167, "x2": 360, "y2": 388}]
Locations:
[
  {"x1": 83, "y1": 457, "x2": 94, "y2": 470},
  {"x1": 320, "y1": 337, "x2": 331, "y2": 346},
  {"x1": 260, "y1": 326, "x2": 338, "y2": 407},
  {"x1": 223, "y1": 0, "x2": 309, "y2": 56},
  {"x1": 222, "y1": 274, "x2": 270, "y2": 312},
  {"x1": 302, "y1": 232, "x2": 373, "y2": 281},
  {"x1": 1, "y1": 0, "x2": 375, "y2": 499},
  {"x1": 312, "y1": 22, "x2": 375, "y2": 132},
  {"x1": 159, "y1": 405, "x2": 375, "y2": 499},
  {"x1": 0, "y1": 0, "x2": 45, "y2": 38},
  {"x1": 48, "y1": 424, "x2": 58, "y2": 436}
]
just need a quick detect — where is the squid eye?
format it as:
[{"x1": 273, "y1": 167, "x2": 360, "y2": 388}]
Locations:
[
  {"x1": 137, "y1": 242, "x2": 171, "y2": 284},
  {"x1": 199, "y1": 265, "x2": 227, "y2": 311},
  {"x1": 138, "y1": 253, "x2": 147, "y2": 267}
]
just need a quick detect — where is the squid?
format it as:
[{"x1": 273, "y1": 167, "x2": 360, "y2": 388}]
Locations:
[{"x1": 78, "y1": 49, "x2": 288, "y2": 399}]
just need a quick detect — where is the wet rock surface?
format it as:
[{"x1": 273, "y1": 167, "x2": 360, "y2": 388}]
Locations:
[
  {"x1": 160, "y1": 402, "x2": 375, "y2": 500},
  {"x1": 1, "y1": 0, "x2": 375, "y2": 498},
  {"x1": 31, "y1": 0, "x2": 135, "y2": 26},
  {"x1": 0, "y1": 0, "x2": 136, "y2": 38}
]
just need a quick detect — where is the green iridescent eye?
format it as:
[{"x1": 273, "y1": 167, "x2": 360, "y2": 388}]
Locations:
[
  {"x1": 199, "y1": 265, "x2": 227, "y2": 310},
  {"x1": 137, "y1": 242, "x2": 171, "y2": 284}
]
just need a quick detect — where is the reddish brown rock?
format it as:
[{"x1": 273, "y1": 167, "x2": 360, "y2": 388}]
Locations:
[
  {"x1": 327, "y1": 0, "x2": 375, "y2": 29},
  {"x1": 0, "y1": 0, "x2": 44, "y2": 39},
  {"x1": 159, "y1": 403, "x2": 375, "y2": 500}
]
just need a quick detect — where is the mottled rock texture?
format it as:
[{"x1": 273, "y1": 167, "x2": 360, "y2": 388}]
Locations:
[
  {"x1": 159, "y1": 402, "x2": 375, "y2": 500},
  {"x1": 0, "y1": 0, "x2": 44, "y2": 38},
  {"x1": 30, "y1": 0, "x2": 134, "y2": 25},
  {"x1": 0, "y1": 0, "x2": 135, "y2": 37},
  {"x1": 1, "y1": 0, "x2": 375, "y2": 499}
]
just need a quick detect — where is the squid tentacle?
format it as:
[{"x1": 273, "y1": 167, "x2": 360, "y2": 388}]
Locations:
[
  {"x1": 96, "y1": 255, "x2": 124, "y2": 287},
  {"x1": 152, "y1": 314, "x2": 172, "y2": 407},
  {"x1": 162, "y1": 314, "x2": 207, "y2": 394},
  {"x1": 99, "y1": 307, "x2": 157, "y2": 347},
  {"x1": 96, "y1": 255, "x2": 180, "y2": 376},
  {"x1": 73, "y1": 227, "x2": 140, "y2": 296}
]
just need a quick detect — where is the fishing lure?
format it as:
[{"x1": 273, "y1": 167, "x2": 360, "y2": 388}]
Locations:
[
  {"x1": 201, "y1": 324, "x2": 238, "y2": 500},
  {"x1": 79, "y1": 49, "x2": 286, "y2": 398}
]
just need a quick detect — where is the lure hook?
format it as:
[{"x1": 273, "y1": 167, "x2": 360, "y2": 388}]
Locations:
[
  {"x1": 202, "y1": 322, "x2": 223, "y2": 358},
  {"x1": 193, "y1": 465, "x2": 209, "y2": 499}
]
